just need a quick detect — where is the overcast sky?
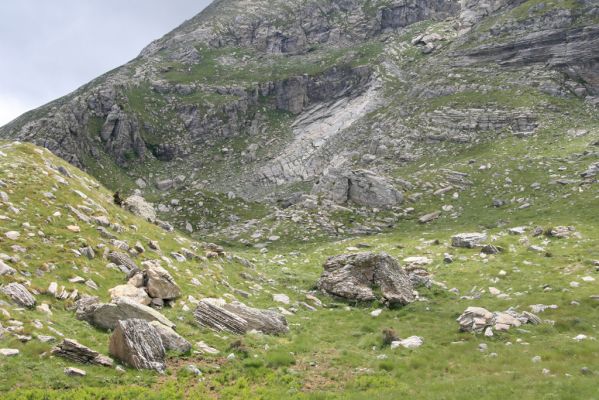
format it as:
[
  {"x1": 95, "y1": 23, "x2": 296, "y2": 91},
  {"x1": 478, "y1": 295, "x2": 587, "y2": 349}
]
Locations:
[{"x1": 0, "y1": 0, "x2": 211, "y2": 126}]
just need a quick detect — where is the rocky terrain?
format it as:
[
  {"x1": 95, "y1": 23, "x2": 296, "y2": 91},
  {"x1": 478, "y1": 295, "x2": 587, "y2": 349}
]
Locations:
[{"x1": 0, "y1": 0, "x2": 598, "y2": 398}]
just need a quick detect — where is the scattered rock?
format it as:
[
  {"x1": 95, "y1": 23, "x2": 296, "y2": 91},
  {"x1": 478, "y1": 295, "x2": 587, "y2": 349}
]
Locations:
[
  {"x1": 457, "y1": 307, "x2": 541, "y2": 334},
  {"x1": 0, "y1": 260, "x2": 16, "y2": 276},
  {"x1": 1, "y1": 283, "x2": 36, "y2": 308},
  {"x1": 123, "y1": 195, "x2": 156, "y2": 223},
  {"x1": 0, "y1": 348, "x2": 19, "y2": 356},
  {"x1": 64, "y1": 367, "x2": 86, "y2": 377},
  {"x1": 390, "y1": 336, "x2": 423, "y2": 349},
  {"x1": 451, "y1": 233, "x2": 487, "y2": 248}
]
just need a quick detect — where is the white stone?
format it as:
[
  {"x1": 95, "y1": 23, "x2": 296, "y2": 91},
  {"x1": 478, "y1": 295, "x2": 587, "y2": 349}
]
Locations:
[
  {"x1": 370, "y1": 309, "x2": 383, "y2": 317},
  {"x1": 273, "y1": 294, "x2": 290, "y2": 305},
  {"x1": 0, "y1": 348, "x2": 19, "y2": 356}
]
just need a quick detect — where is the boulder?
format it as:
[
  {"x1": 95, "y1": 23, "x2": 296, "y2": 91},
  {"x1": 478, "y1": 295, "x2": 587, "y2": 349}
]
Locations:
[
  {"x1": 451, "y1": 233, "x2": 487, "y2": 248},
  {"x1": 123, "y1": 195, "x2": 156, "y2": 223},
  {"x1": 51, "y1": 339, "x2": 113, "y2": 367},
  {"x1": 107, "y1": 252, "x2": 138, "y2": 273},
  {"x1": 109, "y1": 319, "x2": 166, "y2": 372},
  {"x1": 149, "y1": 321, "x2": 191, "y2": 354},
  {"x1": 109, "y1": 284, "x2": 152, "y2": 306},
  {"x1": 1, "y1": 283, "x2": 36, "y2": 308},
  {"x1": 312, "y1": 169, "x2": 403, "y2": 209},
  {"x1": 194, "y1": 298, "x2": 288, "y2": 335},
  {"x1": 76, "y1": 296, "x2": 175, "y2": 331},
  {"x1": 145, "y1": 265, "x2": 180, "y2": 300},
  {"x1": 316, "y1": 252, "x2": 414, "y2": 306},
  {"x1": 0, "y1": 260, "x2": 16, "y2": 276}
]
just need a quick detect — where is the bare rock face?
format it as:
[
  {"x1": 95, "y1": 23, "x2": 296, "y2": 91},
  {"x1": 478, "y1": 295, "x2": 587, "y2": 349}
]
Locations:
[
  {"x1": 312, "y1": 169, "x2": 403, "y2": 209},
  {"x1": 109, "y1": 284, "x2": 152, "y2": 306},
  {"x1": 451, "y1": 233, "x2": 487, "y2": 248},
  {"x1": 194, "y1": 298, "x2": 288, "y2": 335},
  {"x1": 149, "y1": 321, "x2": 191, "y2": 354},
  {"x1": 109, "y1": 319, "x2": 166, "y2": 372},
  {"x1": 51, "y1": 338, "x2": 113, "y2": 367},
  {"x1": 76, "y1": 296, "x2": 175, "y2": 331},
  {"x1": 145, "y1": 265, "x2": 180, "y2": 300},
  {"x1": 1, "y1": 283, "x2": 36, "y2": 308},
  {"x1": 317, "y1": 252, "x2": 414, "y2": 306},
  {"x1": 123, "y1": 195, "x2": 156, "y2": 223}
]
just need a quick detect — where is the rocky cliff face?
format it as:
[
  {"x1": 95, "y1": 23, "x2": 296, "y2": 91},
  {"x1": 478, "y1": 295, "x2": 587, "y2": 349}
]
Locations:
[{"x1": 0, "y1": 0, "x2": 597, "y2": 233}]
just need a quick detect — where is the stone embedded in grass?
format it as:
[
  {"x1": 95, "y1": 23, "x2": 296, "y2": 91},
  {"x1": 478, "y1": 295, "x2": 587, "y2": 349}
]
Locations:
[
  {"x1": 390, "y1": 336, "x2": 423, "y2": 349},
  {"x1": 64, "y1": 367, "x2": 86, "y2": 377},
  {"x1": 0, "y1": 260, "x2": 16, "y2": 276},
  {"x1": 418, "y1": 211, "x2": 440, "y2": 224},
  {"x1": 0, "y1": 348, "x2": 19, "y2": 356},
  {"x1": 4, "y1": 231, "x2": 20, "y2": 240},
  {"x1": 451, "y1": 233, "x2": 487, "y2": 248},
  {"x1": 272, "y1": 294, "x2": 290, "y2": 305},
  {"x1": 317, "y1": 252, "x2": 414, "y2": 306},
  {"x1": 1, "y1": 282, "x2": 36, "y2": 308},
  {"x1": 196, "y1": 341, "x2": 219, "y2": 355}
]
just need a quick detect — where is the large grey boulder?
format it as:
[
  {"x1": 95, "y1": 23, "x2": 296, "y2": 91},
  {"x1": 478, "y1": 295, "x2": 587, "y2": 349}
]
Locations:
[
  {"x1": 123, "y1": 195, "x2": 156, "y2": 223},
  {"x1": 194, "y1": 298, "x2": 288, "y2": 335},
  {"x1": 149, "y1": 321, "x2": 191, "y2": 354},
  {"x1": 1, "y1": 283, "x2": 36, "y2": 308},
  {"x1": 145, "y1": 265, "x2": 180, "y2": 300},
  {"x1": 51, "y1": 338, "x2": 113, "y2": 367},
  {"x1": 109, "y1": 284, "x2": 152, "y2": 306},
  {"x1": 312, "y1": 169, "x2": 403, "y2": 209},
  {"x1": 451, "y1": 232, "x2": 487, "y2": 248},
  {"x1": 109, "y1": 319, "x2": 166, "y2": 372},
  {"x1": 317, "y1": 252, "x2": 414, "y2": 306},
  {"x1": 76, "y1": 296, "x2": 175, "y2": 331}
]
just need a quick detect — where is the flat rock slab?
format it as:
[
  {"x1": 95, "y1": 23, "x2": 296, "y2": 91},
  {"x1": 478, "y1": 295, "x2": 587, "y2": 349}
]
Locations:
[
  {"x1": 76, "y1": 296, "x2": 175, "y2": 331},
  {"x1": 0, "y1": 348, "x2": 19, "y2": 356},
  {"x1": 451, "y1": 233, "x2": 487, "y2": 248},
  {"x1": 194, "y1": 298, "x2": 288, "y2": 335},
  {"x1": 1, "y1": 282, "x2": 36, "y2": 308},
  {"x1": 317, "y1": 252, "x2": 414, "y2": 306},
  {"x1": 51, "y1": 339, "x2": 113, "y2": 367},
  {"x1": 109, "y1": 319, "x2": 166, "y2": 372}
]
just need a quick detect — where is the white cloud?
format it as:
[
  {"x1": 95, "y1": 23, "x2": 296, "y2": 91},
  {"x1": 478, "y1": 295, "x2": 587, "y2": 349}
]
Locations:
[{"x1": 0, "y1": 95, "x2": 32, "y2": 127}]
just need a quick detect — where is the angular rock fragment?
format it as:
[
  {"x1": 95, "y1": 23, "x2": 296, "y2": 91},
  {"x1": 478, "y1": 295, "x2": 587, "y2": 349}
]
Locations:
[
  {"x1": 107, "y1": 252, "x2": 138, "y2": 273},
  {"x1": 1, "y1": 283, "x2": 36, "y2": 308},
  {"x1": 123, "y1": 195, "x2": 156, "y2": 222},
  {"x1": 194, "y1": 298, "x2": 288, "y2": 335},
  {"x1": 109, "y1": 284, "x2": 152, "y2": 306},
  {"x1": 64, "y1": 367, "x2": 86, "y2": 377},
  {"x1": 109, "y1": 319, "x2": 166, "y2": 372},
  {"x1": 0, "y1": 260, "x2": 16, "y2": 276},
  {"x1": 317, "y1": 252, "x2": 414, "y2": 306},
  {"x1": 51, "y1": 338, "x2": 113, "y2": 367},
  {"x1": 451, "y1": 233, "x2": 487, "y2": 248},
  {"x1": 149, "y1": 321, "x2": 191, "y2": 354},
  {"x1": 145, "y1": 265, "x2": 180, "y2": 300}
]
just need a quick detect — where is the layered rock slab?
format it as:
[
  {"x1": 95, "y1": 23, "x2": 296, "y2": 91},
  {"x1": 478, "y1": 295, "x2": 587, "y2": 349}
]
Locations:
[
  {"x1": 194, "y1": 298, "x2": 288, "y2": 335},
  {"x1": 109, "y1": 319, "x2": 166, "y2": 372}
]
